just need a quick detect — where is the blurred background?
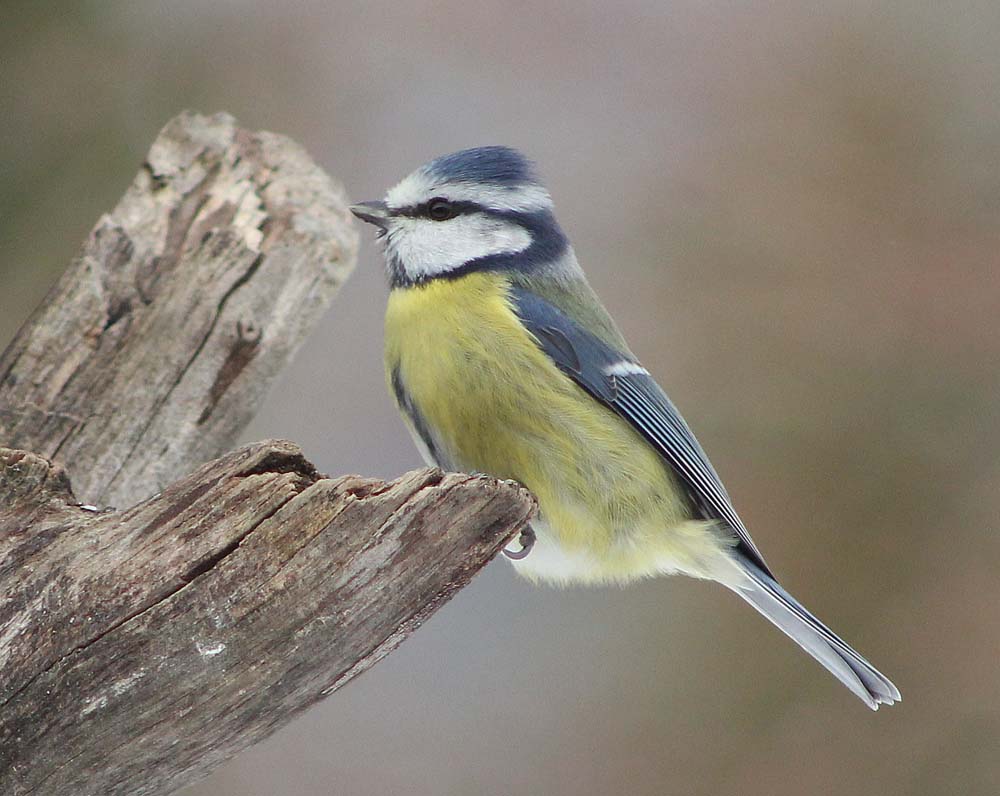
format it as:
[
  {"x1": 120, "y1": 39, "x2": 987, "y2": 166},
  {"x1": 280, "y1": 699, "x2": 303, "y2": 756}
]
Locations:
[{"x1": 3, "y1": 1, "x2": 999, "y2": 794}]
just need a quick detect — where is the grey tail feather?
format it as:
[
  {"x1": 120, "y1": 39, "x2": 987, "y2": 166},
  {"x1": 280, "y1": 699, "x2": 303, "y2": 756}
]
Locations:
[{"x1": 728, "y1": 555, "x2": 901, "y2": 710}]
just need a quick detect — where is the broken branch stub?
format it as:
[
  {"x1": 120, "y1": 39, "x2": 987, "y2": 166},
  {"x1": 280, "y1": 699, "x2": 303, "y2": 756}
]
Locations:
[{"x1": 0, "y1": 441, "x2": 535, "y2": 796}]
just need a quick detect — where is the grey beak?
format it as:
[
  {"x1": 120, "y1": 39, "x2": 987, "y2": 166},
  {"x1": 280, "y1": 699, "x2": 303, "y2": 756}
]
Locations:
[{"x1": 349, "y1": 200, "x2": 391, "y2": 230}]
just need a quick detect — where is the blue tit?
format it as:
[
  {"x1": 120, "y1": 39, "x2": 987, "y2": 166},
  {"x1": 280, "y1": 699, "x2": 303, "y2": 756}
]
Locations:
[{"x1": 351, "y1": 146, "x2": 900, "y2": 710}]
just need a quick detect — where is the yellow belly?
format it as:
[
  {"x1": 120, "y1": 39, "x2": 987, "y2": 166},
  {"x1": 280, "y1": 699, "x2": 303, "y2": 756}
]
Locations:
[{"x1": 384, "y1": 271, "x2": 727, "y2": 584}]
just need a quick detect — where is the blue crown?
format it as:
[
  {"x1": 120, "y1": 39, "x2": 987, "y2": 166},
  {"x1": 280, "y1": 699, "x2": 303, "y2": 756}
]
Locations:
[{"x1": 425, "y1": 146, "x2": 538, "y2": 187}]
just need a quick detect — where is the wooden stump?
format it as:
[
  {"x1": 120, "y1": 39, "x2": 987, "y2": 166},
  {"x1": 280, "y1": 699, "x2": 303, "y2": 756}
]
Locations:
[{"x1": 0, "y1": 112, "x2": 535, "y2": 796}]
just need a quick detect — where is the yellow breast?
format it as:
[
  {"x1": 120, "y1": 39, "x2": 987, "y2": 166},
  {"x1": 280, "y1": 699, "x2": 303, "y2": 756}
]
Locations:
[{"x1": 384, "y1": 271, "x2": 722, "y2": 583}]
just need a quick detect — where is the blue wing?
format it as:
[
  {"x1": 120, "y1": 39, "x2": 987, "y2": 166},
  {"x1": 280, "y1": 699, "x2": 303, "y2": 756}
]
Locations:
[
  {"x1": 513, "y1": 288, "x2": 907, "y2": 709},
  {"x1": 511, "y1": 287, "x2": 772, "y2": 576}
]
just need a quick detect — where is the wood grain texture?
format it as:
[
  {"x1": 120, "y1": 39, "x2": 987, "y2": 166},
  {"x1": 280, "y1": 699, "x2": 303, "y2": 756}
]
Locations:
[
  {"x1": 0, "y1": 441, "x2": 535, "y2": 796},
  {"x1": 0, "y1": 110, "x2": 358, "y2": 508}
]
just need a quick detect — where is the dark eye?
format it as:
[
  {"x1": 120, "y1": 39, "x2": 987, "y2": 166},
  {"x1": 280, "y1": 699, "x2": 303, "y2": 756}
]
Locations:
[{"x1": 427, "y1": 198, "x2": 458, "y2": 221}]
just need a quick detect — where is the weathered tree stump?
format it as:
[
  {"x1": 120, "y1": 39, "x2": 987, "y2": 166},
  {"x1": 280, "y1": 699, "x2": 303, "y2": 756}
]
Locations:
[
  {"x1": 0, "y1": 112, "x2": 535, "y2": 796},
  {"x1": 0, "y1": 110, "x2": 357, "y2": 509}
]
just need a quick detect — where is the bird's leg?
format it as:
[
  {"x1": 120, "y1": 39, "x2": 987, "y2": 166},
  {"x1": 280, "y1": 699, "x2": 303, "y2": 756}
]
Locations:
[{"x1": 502, "y1": 526, "x2": 536, "y2": 560}]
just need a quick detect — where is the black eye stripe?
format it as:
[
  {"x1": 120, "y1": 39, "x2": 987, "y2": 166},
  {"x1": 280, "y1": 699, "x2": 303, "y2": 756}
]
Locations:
[
  {"x1": 394, "y1": 199, "x2": 481, "y2": 219},
  {"x1": 386, "y1": 207, "x2": 568, "y2": 288}
]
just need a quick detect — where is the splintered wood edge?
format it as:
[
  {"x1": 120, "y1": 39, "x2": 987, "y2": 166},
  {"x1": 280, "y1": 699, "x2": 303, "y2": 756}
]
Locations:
[{"x1": 0, "y1": 110, "x2": 359, "y2": 509}]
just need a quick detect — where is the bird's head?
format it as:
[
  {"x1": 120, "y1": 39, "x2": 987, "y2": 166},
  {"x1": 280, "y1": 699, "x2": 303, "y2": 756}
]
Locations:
[{"x1": 351, "y1": 146, "x2": 569, "y2": 287}]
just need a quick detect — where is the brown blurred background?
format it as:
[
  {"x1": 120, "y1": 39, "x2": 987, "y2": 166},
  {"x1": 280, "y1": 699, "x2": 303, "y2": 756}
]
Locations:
[{"x1": 3, "y1": 1, "x2": 999, "y2": 794}]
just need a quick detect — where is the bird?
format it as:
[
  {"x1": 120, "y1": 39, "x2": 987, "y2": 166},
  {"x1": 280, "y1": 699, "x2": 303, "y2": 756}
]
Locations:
[{"x1": 350, "y1": 146, "x2": 900, "y2": 710}]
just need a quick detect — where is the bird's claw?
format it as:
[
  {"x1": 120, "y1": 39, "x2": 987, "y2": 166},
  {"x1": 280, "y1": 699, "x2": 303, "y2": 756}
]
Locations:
[{"x1": 502, "y1": 527, "x2": 535, "y2": 560}]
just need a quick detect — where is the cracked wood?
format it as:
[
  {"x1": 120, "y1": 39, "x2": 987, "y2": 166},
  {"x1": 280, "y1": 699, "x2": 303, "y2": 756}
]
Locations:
[
  {"x1": 0, "y1": 110, "x2": 358, "y2": 509},
  {"x1": 0, "y1": 442, "x2": 535, "y2": 796}
]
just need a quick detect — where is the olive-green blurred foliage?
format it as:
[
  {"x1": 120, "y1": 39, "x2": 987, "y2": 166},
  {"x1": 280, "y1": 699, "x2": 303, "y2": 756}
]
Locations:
[{"x1": 2, "y1": 2, "x2": 998, "y2": 794}]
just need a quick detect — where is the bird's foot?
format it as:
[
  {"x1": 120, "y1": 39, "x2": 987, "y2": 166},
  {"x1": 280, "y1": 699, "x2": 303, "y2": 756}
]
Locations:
[{"x1": 502, "y1": 526, "x2": 535, "y2": 560}]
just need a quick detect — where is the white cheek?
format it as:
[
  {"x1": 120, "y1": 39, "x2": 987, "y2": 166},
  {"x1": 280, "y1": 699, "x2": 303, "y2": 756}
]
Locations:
[{"x1": 387, "y1": 215, "x2": 532, "y2": 279}]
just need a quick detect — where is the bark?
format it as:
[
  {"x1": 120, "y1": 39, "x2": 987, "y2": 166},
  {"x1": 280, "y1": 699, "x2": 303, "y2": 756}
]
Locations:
[
  {"x1": 0, "y1": 443, "x2": 533, "y2": 796},
  {"x1": 0, "y1": 112, "x2": 536, "y2": 796},
  {"x1": 0, "y1": 110, "x2": 357, "y2": 509}
]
